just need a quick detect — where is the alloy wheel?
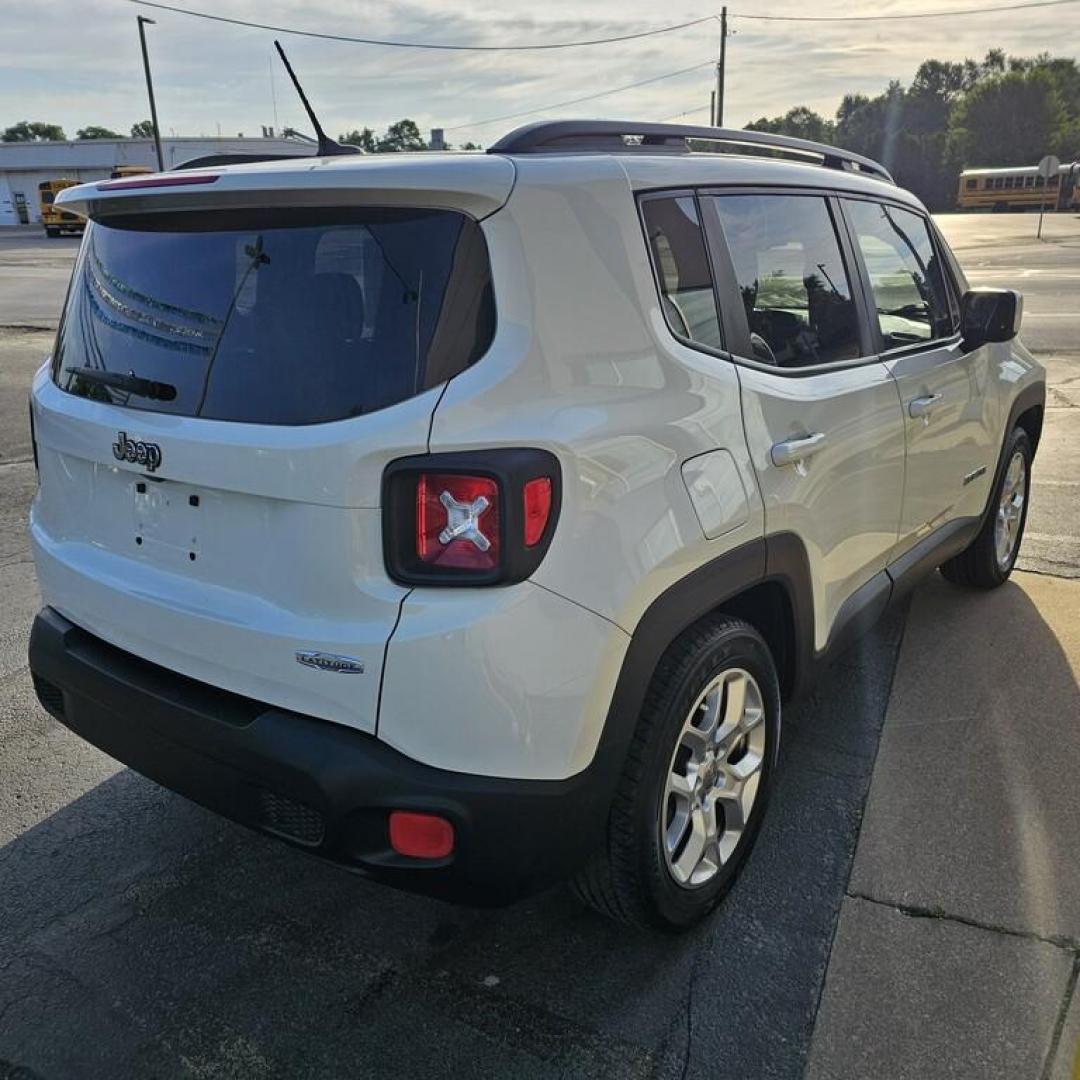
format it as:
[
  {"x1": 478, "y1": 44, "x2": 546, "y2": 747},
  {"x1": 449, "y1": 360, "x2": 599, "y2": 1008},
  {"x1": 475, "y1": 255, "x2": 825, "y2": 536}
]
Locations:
[
  {"x1": 660, "y1": 668, "x2": 766, "y2": 888},
  {"x1": 995, "y1": 450, "x2": 1027, "y2": 571}
]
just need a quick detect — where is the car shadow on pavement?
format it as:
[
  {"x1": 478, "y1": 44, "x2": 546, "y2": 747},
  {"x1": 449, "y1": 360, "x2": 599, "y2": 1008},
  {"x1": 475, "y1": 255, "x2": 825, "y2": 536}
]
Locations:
[
  {"x1": 1, "y1": 611, "x2": 908, "y2": 1080},
  {"x1": 811, "y1": 571, "x2": 1080, "y2": 1080}
]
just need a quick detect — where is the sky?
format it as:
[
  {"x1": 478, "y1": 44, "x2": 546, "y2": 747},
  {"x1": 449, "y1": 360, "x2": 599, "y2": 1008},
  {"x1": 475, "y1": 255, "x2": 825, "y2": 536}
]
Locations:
[{"x1": 1, "y1": 0, "x2": 1077, "y2": 146}]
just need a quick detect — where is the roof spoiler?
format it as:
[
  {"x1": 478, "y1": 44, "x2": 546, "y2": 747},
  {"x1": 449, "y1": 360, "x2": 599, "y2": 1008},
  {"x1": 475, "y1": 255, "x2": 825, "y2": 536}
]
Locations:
[{"x1": 172, "y1": 152, "x2": 316, "y2": 171}]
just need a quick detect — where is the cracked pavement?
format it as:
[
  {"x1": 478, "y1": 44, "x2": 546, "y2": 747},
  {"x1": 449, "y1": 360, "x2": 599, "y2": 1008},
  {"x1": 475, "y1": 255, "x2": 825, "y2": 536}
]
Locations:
[{"x1": 0, "y1": 214, "x2": 1078, "y2": 1079}]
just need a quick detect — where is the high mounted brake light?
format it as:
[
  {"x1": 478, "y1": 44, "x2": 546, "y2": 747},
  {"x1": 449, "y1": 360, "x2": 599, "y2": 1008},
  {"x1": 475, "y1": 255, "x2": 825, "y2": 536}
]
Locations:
[
  {"x1": 383, "y1": 449, "x2": 561, "y2": 586},
  {"x1": 95, "y1": 174, "x2": 221, "y2": 191}
]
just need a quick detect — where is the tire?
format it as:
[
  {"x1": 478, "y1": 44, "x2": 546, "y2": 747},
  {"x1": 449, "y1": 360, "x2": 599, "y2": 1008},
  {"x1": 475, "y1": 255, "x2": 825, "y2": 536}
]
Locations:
[
  {"x1": 572, "y1": 615, "x2": 781, "y2": 930},
  {"x1": 44, "y1": 227, "x2": 60, "y2": 238},
  {"x1": 941, "y1": 426, "x2": 1032, "y2": 589}
]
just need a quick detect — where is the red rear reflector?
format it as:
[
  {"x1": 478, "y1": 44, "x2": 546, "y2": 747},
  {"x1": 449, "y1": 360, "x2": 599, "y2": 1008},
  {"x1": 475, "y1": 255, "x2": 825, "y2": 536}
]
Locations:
[
  {"x1": 523, "y1": 477, "x2": 553, "y2": 547},
  {"x1": 388, "y1": 811, "x2": 455, "y2": 859},
  {"x1": 96, "y1": 174, "x2": 220, "y2": 191},
  {"x1": 416, "y1": 473, "x2": 499, "y2": 570}
]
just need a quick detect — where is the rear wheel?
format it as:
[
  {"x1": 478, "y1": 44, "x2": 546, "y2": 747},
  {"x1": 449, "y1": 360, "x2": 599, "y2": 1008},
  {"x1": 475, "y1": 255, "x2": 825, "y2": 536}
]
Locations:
[
  {"x1": 941, "y1": 426, "x2": 1031, "y2": 589},
  {"x1": 573, "y1": 615, "x2": 780, "y2": 930},
  {"x1": 44, "y1": 227, "x2": 60, "y2": 238}
]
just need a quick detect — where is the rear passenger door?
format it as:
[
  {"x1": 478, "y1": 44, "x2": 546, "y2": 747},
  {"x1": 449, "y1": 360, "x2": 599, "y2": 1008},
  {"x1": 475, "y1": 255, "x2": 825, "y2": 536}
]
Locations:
[
  {"x1": 840, "y1": 198, "x2": 997, "y2": 549},
  {"x1": 702, "y1": 191, "x2": 906, "y2": 655}
]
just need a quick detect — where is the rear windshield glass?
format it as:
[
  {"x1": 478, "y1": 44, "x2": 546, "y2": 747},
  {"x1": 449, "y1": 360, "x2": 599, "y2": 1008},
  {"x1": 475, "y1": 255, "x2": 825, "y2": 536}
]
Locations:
[{"x1": 53, "y1": 207, "x2": 494, "y2": 425}]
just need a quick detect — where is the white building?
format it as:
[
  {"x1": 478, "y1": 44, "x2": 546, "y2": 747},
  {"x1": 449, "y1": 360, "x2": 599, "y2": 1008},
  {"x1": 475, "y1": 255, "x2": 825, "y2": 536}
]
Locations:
[{"x1": 0, "y1": 136, "x2": 315, "y2": 226}]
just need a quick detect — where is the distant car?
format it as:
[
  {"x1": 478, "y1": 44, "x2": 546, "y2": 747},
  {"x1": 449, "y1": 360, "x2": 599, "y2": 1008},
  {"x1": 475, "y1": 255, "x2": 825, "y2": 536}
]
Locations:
[{"x1": 28, "y1": 121, "x2": 1045, "y2": 929}]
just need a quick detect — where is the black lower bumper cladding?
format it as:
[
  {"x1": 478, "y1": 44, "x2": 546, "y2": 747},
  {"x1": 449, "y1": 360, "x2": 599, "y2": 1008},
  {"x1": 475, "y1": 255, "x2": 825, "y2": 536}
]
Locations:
[{"x1": 28, "y1": 608, "x2": 609, "y2": 905}]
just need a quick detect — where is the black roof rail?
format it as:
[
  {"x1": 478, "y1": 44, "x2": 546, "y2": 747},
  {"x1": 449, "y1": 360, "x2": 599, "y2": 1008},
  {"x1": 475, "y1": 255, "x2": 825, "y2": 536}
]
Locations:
[
  {"x1": 172, "y1": 150, "x2": 357, "y2": 171},
  {"x1": 487, "y1": 120, "x2": 893, "y2": 183}
]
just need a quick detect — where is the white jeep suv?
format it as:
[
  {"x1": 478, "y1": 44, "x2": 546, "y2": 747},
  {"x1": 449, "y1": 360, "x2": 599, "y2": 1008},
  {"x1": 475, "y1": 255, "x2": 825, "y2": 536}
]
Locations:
[{"x1": 27, "y1": 122, "x2": 1045, "y2": 929}]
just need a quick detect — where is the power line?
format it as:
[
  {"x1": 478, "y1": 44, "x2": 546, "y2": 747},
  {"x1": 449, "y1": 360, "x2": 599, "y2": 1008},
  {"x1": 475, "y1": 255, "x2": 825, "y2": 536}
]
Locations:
[
  {"x1": 662, "y1": 104, "x2": 712, "y2": 121},
  {"x1": 734, "y1": 0, "x2": 1079, "y2": 19},
  {"x1": 126, "y1": 0, "x2": 717, "y2": 50},
  {"x1": 127, "y1": 0, "x2": 1080, "y2": 51},
  {"x1": 445, "y1": 61, "x2": 716, "y2": 132}
]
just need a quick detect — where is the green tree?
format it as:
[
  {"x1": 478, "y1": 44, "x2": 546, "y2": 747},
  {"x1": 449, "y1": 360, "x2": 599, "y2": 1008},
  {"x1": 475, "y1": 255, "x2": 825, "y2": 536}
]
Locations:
[
  {"x1": 376, "y1": 119, "x2": 425, "y2": 153},
  {"x1": 76, "y1": 125, "x2": 121, "y2": 140},
  {"x1": 130, "y1": 120, "x2": 155, "y2": 138},
  {"x1": 745, "y1": 106, "x2": 835, "y2": 144},
  {"x1": 732, "y1": 49, "x2": 1079, "y2": 211},
  {"x1": 2, "y1": 120, "x2": 66, "y2": 142},
  {"x1": 339, "y1": 127, "x2": 377, "y2": 151},
  {"x1": 949, "y1": 68, "x2": 1067, "y2": 166}
]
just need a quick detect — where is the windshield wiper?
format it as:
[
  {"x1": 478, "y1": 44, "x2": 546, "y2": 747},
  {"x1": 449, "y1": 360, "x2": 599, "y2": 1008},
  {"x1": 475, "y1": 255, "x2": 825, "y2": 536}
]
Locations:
[{"x1": 65, "y1": 367, "x2": 177, "y2": 402}]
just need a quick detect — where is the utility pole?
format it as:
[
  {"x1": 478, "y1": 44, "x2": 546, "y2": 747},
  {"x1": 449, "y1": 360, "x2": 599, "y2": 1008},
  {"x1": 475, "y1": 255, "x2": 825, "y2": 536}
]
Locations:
[
  {"x1": 137, "y1": 16, "x2": 165, "y2": 172},
  {"x1": 715, "y1": 7, "x2": 728, "y2": 128}
]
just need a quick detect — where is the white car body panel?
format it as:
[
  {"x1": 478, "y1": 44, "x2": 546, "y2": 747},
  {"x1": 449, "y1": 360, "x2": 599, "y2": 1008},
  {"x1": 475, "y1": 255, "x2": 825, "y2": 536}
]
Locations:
[
  {"x1": 30, "y1": 366, "x2": 408, "y2": 733},
  {"x1": 426, "y1": 155, "x2": 765, "y2": 635},
  {"x1": 381, "y1": 583, "x2": 629, "y2": 780},
  {"x1": 886, "y1": 339, "x2": 999, "y2": 546},
  {"x1": 737, "y1": 361, "x2": 906, "y2": 651},
  {"x1": 55, "y1": 152, "x2": 517, "y2": 221}
]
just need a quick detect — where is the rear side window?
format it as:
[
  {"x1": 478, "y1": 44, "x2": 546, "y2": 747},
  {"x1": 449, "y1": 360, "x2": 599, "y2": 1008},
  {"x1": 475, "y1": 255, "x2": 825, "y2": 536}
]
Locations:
[
  {"x1": 641, "y1": 196, "x2": 724, "y2": 352},
  {"x1": 54, "y1": 207, "x2": 494, "y2": 425},
  {"x1": 709, "y1": 194, "x2": 862, "y2": 368},
  {"x1": 843, "y1": 199, "x2": 954, "y2": 349}
]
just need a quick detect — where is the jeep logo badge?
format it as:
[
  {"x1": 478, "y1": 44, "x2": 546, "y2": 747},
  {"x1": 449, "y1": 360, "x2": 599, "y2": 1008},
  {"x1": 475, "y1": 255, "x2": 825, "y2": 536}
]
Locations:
[
  {"x1": 295, "y1": 651, "x2": 365, "y2": 675},
  {"x1": 113, "y1": 431, "x2": 162, "y2": 472}
]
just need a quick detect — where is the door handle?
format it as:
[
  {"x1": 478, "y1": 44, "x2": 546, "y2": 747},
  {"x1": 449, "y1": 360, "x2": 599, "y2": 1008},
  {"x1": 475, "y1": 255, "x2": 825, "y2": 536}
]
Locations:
[
  {"x1": 908, "y1": 392, "x2": 944, "y2": 419},
  {"x1": 771, "y1": 432, "x2": 827, "y2": 467}
]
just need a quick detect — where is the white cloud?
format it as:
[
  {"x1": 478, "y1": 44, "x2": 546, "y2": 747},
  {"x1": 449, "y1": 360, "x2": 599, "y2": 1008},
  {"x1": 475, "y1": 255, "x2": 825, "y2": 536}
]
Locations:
[{"x1": 0, "y1": 0, "x2": 1074, "y2": 142}]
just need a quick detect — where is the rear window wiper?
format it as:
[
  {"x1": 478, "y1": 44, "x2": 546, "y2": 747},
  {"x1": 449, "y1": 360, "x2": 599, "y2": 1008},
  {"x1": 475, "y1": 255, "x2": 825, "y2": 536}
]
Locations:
[{"x1": 65, "y1": 367, "x2": 177, "y2": 402}]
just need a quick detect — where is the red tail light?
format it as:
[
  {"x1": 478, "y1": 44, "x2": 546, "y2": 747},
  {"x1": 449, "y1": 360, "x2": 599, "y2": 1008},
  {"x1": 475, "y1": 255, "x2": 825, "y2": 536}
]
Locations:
[
  {"x1": 389, "y1": 811, "x2": 455, "y2": 859},
  {"x1": 523, "y1": 477, "x2": 552, "y2": 547},
  {"x1": 416, "y1": 473, "x2": 500, "y2": 570},
  {"x1": 382, "y1": 449, "x2": 561, "y2": 586}
]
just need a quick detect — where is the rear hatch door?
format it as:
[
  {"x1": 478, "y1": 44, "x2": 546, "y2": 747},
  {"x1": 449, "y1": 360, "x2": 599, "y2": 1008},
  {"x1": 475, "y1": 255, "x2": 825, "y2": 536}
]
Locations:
[{"x1": 32, "y1": 164, "x2": 507, "y2": 731}]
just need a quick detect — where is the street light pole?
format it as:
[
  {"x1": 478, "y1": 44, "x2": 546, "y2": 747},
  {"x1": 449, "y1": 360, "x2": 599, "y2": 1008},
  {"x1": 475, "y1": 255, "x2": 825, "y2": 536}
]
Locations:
[
  {"x1": 715, "y1": 6, "x2": 728, "y2": 127},
  {"x1": 137, "y1": 16, "x2": 165, "y2": 172}
]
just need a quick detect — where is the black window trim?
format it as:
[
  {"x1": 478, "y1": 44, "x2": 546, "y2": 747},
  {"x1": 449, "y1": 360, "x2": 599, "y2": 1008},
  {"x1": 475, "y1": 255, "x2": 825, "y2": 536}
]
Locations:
[
  {"x1": 636, "y1": 189, "x2": 732, "y2": 363},
  {"x1": 836, "y1": 193, "x2": 965, "y2": 362},
  {"x1": 697, "y1": 185, "x2": 879, "y2": 377},
  {"x1": 637, "y1": 182, "x2": 971, "y2": 378}
]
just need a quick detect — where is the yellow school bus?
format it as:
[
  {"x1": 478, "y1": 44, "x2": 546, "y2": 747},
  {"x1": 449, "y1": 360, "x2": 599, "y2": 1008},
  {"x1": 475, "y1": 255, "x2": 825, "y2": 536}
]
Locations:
[
  {"x1": 957, "y1": 163, "x2": 1080, "y2": 212},
  {"x1": 39, "y1": 178, "x2": 84, "y2": 237},
  {"x1": 109, "y1": 165, "x2": 153, "y2": 179}
]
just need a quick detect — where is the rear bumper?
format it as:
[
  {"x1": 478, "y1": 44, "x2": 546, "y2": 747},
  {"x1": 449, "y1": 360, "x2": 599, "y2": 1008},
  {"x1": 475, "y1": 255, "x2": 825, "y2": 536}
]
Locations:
[{"x1": 28, "y1": 607, "x2": 613, "y2": 904}]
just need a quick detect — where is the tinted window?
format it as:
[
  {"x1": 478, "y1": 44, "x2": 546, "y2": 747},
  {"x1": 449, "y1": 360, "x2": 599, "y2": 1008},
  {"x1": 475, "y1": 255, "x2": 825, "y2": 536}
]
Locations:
[
  {"x1": 54, "y1": 207, "x2": 494, "y2": 425},
  {"x1": 642, "y1": 196, "x2": 723, "y2": 351},
  {"x1": 844, "y1": 200, "x2": 954, "y2": 348},
  {"x1": 710, "y1": 194, "x2": 861, "y2": 368}
]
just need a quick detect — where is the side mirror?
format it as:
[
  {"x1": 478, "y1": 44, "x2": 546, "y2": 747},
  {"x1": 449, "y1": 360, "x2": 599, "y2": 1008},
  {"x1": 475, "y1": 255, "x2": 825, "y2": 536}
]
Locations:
[{"x1": 961, "y1": 288, "x2": 1023, "y2": 350}]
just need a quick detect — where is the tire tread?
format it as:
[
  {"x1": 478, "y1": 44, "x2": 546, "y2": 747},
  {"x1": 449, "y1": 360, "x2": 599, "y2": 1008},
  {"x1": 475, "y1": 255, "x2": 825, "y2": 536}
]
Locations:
[
  {"x1": 940, "y1": 427, "x2": 1031, "y2": 590},
  {"x1": 572, "y1": 614, "x2": 771, "y2": 929}
]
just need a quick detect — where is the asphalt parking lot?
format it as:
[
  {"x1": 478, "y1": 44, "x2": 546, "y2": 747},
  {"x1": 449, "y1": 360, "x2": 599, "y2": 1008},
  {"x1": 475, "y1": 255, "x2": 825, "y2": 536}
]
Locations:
[{"x1": 0, "y1": 213, "x2": 1077, "y2": 1080}]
